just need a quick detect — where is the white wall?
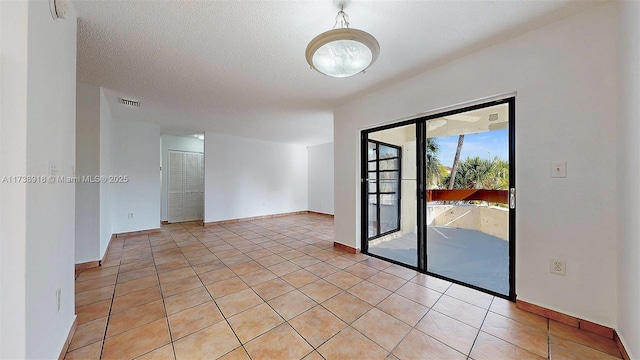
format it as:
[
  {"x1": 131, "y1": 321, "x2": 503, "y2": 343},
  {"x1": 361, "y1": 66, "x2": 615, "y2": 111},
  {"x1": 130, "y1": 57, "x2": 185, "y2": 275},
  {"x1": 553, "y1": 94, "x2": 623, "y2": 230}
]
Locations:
[
  {"x1": 335, "y1": 3, "x2": 618, "y2": 328},
  {"x1": 307, "y1": 142, "x2": 334, "y2": 215},
  {"x1": 0, "y1": 1, "x2": 79, "y2": 358},
  {"x1": 111, "y1": 121, "x2": 161, "y2": 233},
  {"x1": 0, "y1": 1, "x2": 29, "y2": 357},
  {"x1": 75, "y1": 82, "x2": 101, "y2": 263},
  {"x1": 205, "y1": 132, "x2": 308, "y2": 222},
  {"x1": 99, "y1": 88, "x2": 114, "y2": 255},
  {"x1": 75, "y1": 84, "x2": 115, "y2": 263},
  {"x1": 616, "y1": 1, "x2": 640, "y2": 358},
  {"x1": 160, "y1": 135, "x2": 204, "y2": 221}
]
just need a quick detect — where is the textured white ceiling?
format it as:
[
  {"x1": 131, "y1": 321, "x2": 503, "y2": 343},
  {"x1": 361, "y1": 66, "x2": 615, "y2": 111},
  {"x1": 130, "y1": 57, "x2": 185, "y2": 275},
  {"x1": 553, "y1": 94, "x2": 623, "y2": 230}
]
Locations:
[{"x1": 75, "y1": 0, "x2": 601, "y2": 145}]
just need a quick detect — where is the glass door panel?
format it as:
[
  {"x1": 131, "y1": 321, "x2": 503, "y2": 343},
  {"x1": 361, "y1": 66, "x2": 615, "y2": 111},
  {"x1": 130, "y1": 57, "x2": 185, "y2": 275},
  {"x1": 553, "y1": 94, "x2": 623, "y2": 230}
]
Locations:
[
  {"x1": 425, "y1": 102, "x2": 511, "y2": 296},
  {"x1": 365, "y1": 124, "x2": 417, "y2": 267}
]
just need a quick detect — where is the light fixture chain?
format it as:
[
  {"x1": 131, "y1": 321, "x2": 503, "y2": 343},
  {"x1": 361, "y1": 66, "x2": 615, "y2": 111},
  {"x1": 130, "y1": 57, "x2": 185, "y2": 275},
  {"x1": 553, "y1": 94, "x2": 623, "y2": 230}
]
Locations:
[{"x1": 333, "y1": 7, "x2": 350, "y2": 29}]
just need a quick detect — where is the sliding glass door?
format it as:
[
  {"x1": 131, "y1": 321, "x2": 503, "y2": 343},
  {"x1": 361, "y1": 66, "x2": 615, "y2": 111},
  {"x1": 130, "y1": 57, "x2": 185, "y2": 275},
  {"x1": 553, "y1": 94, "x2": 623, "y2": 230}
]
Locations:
[
  {"x1": 362, "y1": 124, "x2": 419, "y2": 268},
  {"x1": 361, "y1": 98, "x2": 515, "y2": 299}
]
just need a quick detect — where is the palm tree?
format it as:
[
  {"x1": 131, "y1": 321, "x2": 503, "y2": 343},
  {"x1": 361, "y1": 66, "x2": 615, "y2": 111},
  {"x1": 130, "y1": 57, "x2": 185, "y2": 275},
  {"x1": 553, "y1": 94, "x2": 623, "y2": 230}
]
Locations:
[
  {"x1": 426, "y1": 138, "x2": 442, "y2": 187},
  {"x1": 448, "y1": 134, "x2": 464, "y2": 189}
]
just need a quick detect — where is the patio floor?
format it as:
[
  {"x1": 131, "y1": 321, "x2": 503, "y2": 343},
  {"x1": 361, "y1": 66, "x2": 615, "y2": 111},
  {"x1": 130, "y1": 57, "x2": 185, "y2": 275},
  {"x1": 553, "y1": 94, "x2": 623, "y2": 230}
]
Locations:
[{"x1": 367, "y1": 226, "x2": 509, "y2": 295}]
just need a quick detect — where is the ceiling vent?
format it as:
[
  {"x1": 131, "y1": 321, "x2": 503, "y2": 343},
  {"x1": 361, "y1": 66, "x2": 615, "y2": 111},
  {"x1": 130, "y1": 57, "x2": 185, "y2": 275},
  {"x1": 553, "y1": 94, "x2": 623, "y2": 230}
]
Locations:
[
  {"x1": 118, "y1": 97, "x2": 140, "y2": 107},
  {"x1": 488, "y1": 113, "x2": 499, "y2": 121}
]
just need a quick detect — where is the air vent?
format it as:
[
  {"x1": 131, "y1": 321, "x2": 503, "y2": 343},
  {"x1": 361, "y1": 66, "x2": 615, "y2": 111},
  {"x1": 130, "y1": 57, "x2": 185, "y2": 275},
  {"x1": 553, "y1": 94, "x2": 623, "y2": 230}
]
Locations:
[
  {"x1": 118, "y1": 97, "x2": 140, "y2": 107},
  {"x1": 488, "y1": 113, "x2": 499, "y2": 121}
]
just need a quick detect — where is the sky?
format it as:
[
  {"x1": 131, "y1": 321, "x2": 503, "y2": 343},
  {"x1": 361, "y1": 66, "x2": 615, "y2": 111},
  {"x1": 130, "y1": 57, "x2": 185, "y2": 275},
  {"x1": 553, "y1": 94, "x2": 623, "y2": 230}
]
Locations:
[{"x1": 433, "y1": 129, "x2": 509, "y2": 168}]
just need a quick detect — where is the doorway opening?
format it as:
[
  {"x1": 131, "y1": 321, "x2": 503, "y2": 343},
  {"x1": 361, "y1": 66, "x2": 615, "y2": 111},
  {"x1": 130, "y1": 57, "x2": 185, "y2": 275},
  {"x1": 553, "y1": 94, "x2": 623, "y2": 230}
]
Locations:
[{"x1": 361, "y1": 97, "x2": 515, "y2": 299}]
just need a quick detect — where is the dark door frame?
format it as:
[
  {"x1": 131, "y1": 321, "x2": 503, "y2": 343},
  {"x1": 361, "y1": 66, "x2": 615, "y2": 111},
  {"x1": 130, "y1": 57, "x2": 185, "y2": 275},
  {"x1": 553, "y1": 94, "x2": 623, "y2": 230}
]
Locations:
[
  {"x1": 360, "y1": 97, "x2": 516, "y2": 301},
  {"x1": 365, "y1": 139, "x2": 402, "y2": 240}
]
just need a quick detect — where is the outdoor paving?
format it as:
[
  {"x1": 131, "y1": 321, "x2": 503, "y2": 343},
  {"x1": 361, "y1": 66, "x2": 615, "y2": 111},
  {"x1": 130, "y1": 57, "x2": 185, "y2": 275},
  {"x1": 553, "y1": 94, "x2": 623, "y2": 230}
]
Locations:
[{"x1": 367, "y1": 226, "x2": 509, "y2": 295}]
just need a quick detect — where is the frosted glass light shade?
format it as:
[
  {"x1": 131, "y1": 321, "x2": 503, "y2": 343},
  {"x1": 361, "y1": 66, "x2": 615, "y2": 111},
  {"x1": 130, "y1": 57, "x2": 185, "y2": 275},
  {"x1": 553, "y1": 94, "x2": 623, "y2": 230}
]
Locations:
[{"x1": 306, "y1": 28, "x2": 379, "y2": 78}]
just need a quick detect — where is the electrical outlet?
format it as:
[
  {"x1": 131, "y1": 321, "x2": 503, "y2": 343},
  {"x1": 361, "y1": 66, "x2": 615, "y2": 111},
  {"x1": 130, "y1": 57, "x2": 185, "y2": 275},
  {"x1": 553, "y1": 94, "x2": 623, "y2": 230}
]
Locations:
[
  {"x1": 550, "y1": 259, "x2": 566, "y2": 276},
  {"x1": 128, "y1": 212, "x2": 134, "y2": 219},
  {"x1": 56, "y1": 288, "x2": 61, "y2": 312}
]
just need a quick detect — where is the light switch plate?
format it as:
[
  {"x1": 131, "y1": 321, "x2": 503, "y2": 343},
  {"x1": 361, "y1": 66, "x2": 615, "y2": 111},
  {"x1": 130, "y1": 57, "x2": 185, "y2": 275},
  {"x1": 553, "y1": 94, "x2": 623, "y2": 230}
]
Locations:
[{"x1": 551, "y1": 161, "x2": 566, "y2": 178}]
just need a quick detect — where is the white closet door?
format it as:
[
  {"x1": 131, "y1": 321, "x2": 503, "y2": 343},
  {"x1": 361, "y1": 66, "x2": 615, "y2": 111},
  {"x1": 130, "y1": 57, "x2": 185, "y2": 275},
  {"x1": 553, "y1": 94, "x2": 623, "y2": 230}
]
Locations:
[
  {"x1": 183, "y1": 152, "x2": 201, "y2": 221},
  {"x1": 168, "y1": 151, "x2": 184, "y2": 222},
  {"x1": 167, "y1": 150, "x2": 204, "y2": 223}
]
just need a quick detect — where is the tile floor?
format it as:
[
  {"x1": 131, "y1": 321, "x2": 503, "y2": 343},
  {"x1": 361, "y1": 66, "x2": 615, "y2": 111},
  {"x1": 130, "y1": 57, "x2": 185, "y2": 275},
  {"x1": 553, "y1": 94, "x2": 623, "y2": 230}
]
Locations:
[{"x1": 67, "y1": 214, "x2": 622, "y2": 360}]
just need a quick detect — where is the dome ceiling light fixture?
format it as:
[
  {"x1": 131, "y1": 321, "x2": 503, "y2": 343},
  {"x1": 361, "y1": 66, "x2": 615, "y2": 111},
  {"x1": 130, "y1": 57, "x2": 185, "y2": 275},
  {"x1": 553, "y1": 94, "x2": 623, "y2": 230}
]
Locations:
[{"x1": 305, "y1": 0, "x2": 380, "y2": 78}]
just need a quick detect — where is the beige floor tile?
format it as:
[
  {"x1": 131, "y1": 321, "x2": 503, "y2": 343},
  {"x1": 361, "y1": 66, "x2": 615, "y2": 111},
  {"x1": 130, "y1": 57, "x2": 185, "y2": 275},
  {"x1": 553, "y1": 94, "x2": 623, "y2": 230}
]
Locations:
[
  {"x1": 160, "y1": 274, "x2": 203, "y2": 297},
  {"x1": 305, "y1": 262, "x2": 340, "y2": 277},
  {"x1": 322, "y1": 291, "x2": 372, "y2": 324},
  {"x1": 227, "y1": 303, "x2": 284, "y2": 343},
  {"x1": 75, "y1": 273, "x2": 117, "y2": 293},
  {"x1": 377, "y1": 293, "x2": 429, "y2": 326},
  {"x1": 489, "y1": 297, "x2": 548, "y2": 330},
  {"x1": 344, "y1": 263, "x2": 379, "y2": 279},
  {"x1": 549, "y1": 320, "x2": 621, "y2": 357},
  {"x1": 360, "y1": 257, "x2": 393, "y2": 270},
  {"x1": 229, "y1": 260, "x2": 263, "y2": 275},
  {"x1": 352, "y1": 308, "x2": 411, "y2": 351},
  {"x1": 267, "y1": 261, "x2": 302, "y2": 276},
  {"x1": 290, "y1": 254, "x2": 322, "y2": 267},
  {"x1": 239, "y1": 268, "x2": 277, "y2": 286},
  {"x1": 163, "y1": 286, "x2": 212, "y2": 315},
  {"x1": 282, "y1": 269, "x2": 321, "y2": 288},
  {"x1": 157, "y1": 267, "x2": 196, "y2": 285},
  {"x1": 324, "y1": 270, "x2": 363, "y2": 290},
  {"x1": 218, "y1": 346, "x2": 250, "y2": 360},
  {"x1": 168, "y1": 300, "x2": 224, "y2": 339},
  {"x1": 289, "y1": 305, "x2": 347, "y2": 347},
  {"x1": 300, "y1": 279, "x2": 342, "y2": 303},
  {"x1": 410, "y1": 273, "x2": 452, "y2": 293},
  {"x1": 245, "y1": 323, "x2": 314, "y2": 360},
  {"x1": 252, "y1": 278, "x2": 295, "y2": 301},
  {"x1": 221, "y1": 254, "x2": 253, "y2": 266},
  {"x1": 173, "y1": 321, "x2": 240, "y2": 360},
  {"x1": 106, "y1": 299, "x2": 166, "y2": 337},
  {"x1": 395, "y1": 282, "x2": 442, "y2": 308},
  {"x1": 279, "y1": 249, "x2": 305, "y2": 260},
  {"x1": 216, "y1": 288, "x2": 264, "y2": 317},
  {"x1": 416, "y1": 310, "x2": 479, "y2": 354},
  {"x1": 68, "y1": 316, "x2": 107, "y2": 351},
  {"x1": 110, "y1": 286, "x2": 162, "y2": 314},
  {"x1": 470, "y1": 331, "x2": 545, "y2": 360},
  {"x1": 433, "y1": 295, "x2": 487, "y2": 328},
  {"x1": 317, "y1": 326, "x2": 388, "y2": 360},
  {"x1": 76, "y1": 299, "x2": 111, "y2": 325},
  {"x1": 116, "y1": 266, "x2": 157, "y2": 284},
  {"x1": 383, "y1": 264, "x2": 418, "y2": 280},
  {"x1": 445, "y1": 283, "x2": 494, "y2": 309},
  {"x1": 64, "y1": 340, "x2": 103, "y2": 360},
  {"x1": 325, "y1": 256, "x2": 358, "y2": 269},
  {"x1": 191, "y1": 260, "x2": 226, "y2": 275},
  {"x1": 76, "y1": 285, "x2": 115, "y2": 307},
  {"x1": 255, "y1": 254, "x2": 286, "y2": 267},
  {"x1": 393, "y1": 329, "x2": 467, "y2": 360},
  {"x1": 134, "y1": 344, "x2": 175, "y2": 360},
  {"x1": 482, "y1": 312, "x2": 549, "y2": 358},
  {"x1": 102, "y1": 318, "x2": 170, "y2": 360},
  {"x1": 198, "y1": 267, "x2": 236, "y2": 285},
  {"x1": 347, "y1": 280, "x2": 392, "y2": 306},
  {"x1": 268, "y1": 289, "x2": 317, "y2": 320},
  {"x1": 205, "y1": 276, "x2": 248, "y2": 298},
  {"x1": 368, "y1": 271, "x2": 407, "y2": 292},
  {"x1": 302, "y1": 351, "x2": 325, "y2": 360},
  {"x1": 114, "y1": 275, "x2": 159, "y2": 297},
  {"x1": 549, "y1": 334, "x2": 622, "y2": 359},
  {"x1": 76, "y1": 265, "x2": 119, "y2": 282}
]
